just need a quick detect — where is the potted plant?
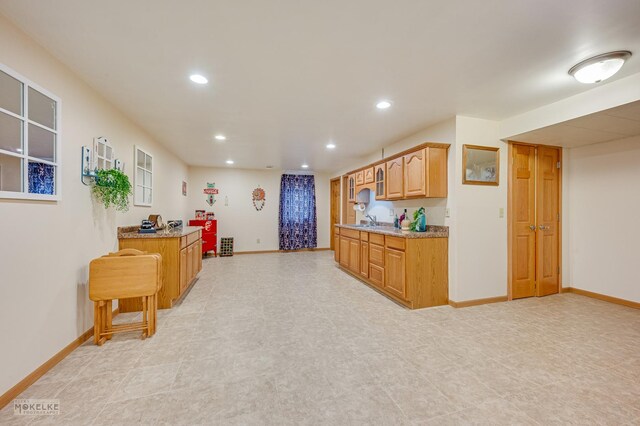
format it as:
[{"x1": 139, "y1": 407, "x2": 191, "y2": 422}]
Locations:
[{"x1": 91, "y1": 169, "x2": 132, "y2": 212}]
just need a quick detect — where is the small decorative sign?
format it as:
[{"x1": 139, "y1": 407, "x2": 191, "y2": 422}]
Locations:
[
  {"x1": 252, "y1": 186, "x2": 266, "y2": 211},
  {"x1": 182, "y1": 181, "x2": 187, "y2": 196},
  {"x1": 204, "y1": 182, "x2": 218, "y2": 206}
]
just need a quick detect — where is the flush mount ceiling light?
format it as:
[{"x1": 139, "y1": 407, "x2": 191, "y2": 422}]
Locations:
[
  {"x1": 568, "y1": 51, "x2": 632, "y2": 84},
  {"x1": 225, "y1": 159, "x2": 234, "y2": 165},
  {"x1": 214, "y1": 134, "x2": 226, "y2": 141},
  {"x1": 189, "y1": 74, "x2": 208, "y2": 84},
  {"x1": 376, "y1": 100, "x2": 392, "y2": 109},
  {"x1": 301, "y1": 164, "x2": 309, "y2": 169},
  {"x1": 326, "y1": 143, "x2": 336, "y2": 149}
]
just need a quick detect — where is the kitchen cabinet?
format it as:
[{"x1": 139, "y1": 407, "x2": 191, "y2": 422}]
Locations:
[
  {"x1": 347, "y1": 174, "x2": 356, "y2": 203},
  {"x1": 334, "y1": 225, "x2": 448, "y2": 309},
  {"x1": 403, "y1": 147, "x2": 448, "y2": 198},
  {"x1": 374, "y1": 164, "x2": 386, "y2": 200},
  {"x1": 404, "y1": 149, "x2": 425, "y2": 197},
  {"x1": 385, "y1": 248, "x2": 406, "y2": 299},
  {"x1": 118, "y1": 227, "x2": 203, "y2": 311},
  {"x1": 386, "y1": 157, "x2": 404, "y2": 199},
  {"x1": 364, "y1": 167, "x2": 375, "y2": 184},
  {"x1": 334, "y1": 227, "x2": 340, "y2": 263},
  {"x1": 356, "y1": 170, "x2": 364, "y2": 186}
]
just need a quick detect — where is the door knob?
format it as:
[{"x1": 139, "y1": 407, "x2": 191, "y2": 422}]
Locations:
[{"x1": 529, "y1": 225, "x2": 536, "y2": 231}]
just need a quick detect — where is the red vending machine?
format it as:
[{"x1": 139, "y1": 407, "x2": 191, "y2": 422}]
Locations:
[{"x1": 188, "y1": 219, "x2": 217, "y2": 256}]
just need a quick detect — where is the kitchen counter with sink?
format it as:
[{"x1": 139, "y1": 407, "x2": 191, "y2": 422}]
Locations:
[{"x1": 336, "y1": 223, "x2": 448, "y2": 238}]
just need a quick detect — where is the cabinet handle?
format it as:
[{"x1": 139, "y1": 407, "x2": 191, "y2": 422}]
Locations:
[
  {"x1": 529, "y1": 225, "x2": 536, "y2": 231},
  {"x1": 538, "y1": 225, "x2": 548, "y2": 230}
]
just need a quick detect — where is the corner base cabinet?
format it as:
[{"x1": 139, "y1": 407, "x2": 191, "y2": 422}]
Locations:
[
  {"x1": 118, "y1": 227, "x2": 203, "y2": 311},
  {"x1": 335, "y1": 225, "x2": 448, "y2": 309}
]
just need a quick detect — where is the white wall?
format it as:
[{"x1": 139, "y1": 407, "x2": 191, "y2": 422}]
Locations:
[
  {"x1": 567, "y1": 136, "x2": 640, "y2": 302},
  {"x1": 187, "y1": 167, "x2": 330, "y2": 252},
  {"x1": 0, "y1": 15, "x2": 189, "y2": 396}
]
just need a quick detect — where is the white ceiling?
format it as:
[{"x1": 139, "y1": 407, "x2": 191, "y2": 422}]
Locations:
[
  {"x1": 509, "y1": 100, "x2": 640, "y2": 147},
  {"x1": 2, "y1": 0, "x2": 640, "y2": 172}
]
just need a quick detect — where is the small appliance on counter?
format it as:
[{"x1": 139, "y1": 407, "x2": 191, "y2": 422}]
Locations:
[
  {"x1": 148, "y1": 214, "x2": 164, "y2": 230},
  {"x1": 138, "y1": 219, "x2": 156, "y2": 234},
  {"x1": 167, "y1": 220, "x2": 183, "y2": 229}
]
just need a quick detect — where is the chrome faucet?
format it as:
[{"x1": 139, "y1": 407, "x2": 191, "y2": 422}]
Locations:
[{"x1": 366, "y1": 214, "x2": 378, "y2": 226}]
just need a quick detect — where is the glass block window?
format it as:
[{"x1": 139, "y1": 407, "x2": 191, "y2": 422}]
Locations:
[
  {"x1": 0, "y1": 64, "x2": 61, "y2": 200},
  {"x1": 134, "y1": 147, "x2": 152, "y2": 206}
]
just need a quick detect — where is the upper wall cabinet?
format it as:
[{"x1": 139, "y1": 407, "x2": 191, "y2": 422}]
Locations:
[
  {"x1": 364, "y1": 167, "x2": 374, "y2": 184},
  {"x1": 374, "y1": 164, "x2": 385, "y2": 200},
  {"x1": 355, "y1": 170, "x2": 364, "y2": 186},
  {"x1": 386, "y1": 157, "x2": 404, "y2": 199},
  {"x1": 347, "y1": 173, "x2": 356, "y2": 203},
  {"x1": 404, "y1": 146, "x2": 449, "y2": 198}
]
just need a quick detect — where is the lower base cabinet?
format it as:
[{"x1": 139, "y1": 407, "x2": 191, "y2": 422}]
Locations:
[{"x1": 335, "y1": 225, "x2": 448, "y2": 309}]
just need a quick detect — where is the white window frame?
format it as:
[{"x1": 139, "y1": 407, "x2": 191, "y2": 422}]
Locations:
[
  {"x1": 0, "y1": 62, "x2": 62, "y2": 201},
  {"x1": 93, "y1": 137, "x2": 114, "y2": 171},
  {"x1": 134, "y1": 146, "x2": 153, "y2": 207}
]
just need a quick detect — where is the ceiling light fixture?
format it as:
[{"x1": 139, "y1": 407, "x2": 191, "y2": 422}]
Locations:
[
  {"x1": 376, "y1": 100, "x2": 392, "y2": 109},
  {"x1": 301, "y1": 164, "x2": 309, "y2": 169},
  {"x1": 568, "y1": 51, "x2": 632, "y2": 84},
  {"x1": 226, "y1": 160, "x2": 234, "y2": 165},
  {"x1": 214, "y1": 134, "x2": 226, "y2": 141},
  {"x1": 189, "y1": 74, "x2": 208, "y2": 84},
  {"x1": 326, "y1": 143, "x2": 336, "y2": 149}
]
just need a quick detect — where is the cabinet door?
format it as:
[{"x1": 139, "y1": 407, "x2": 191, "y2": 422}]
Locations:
[
  {"x1": 369, "y1": 264, "x2": 384, "y2": 288},
  {"x1": 349, "y1": 239, "x2": 360, "y2": 274},
  {"x1": 180, "y1": 247, "x2": 188, "y2": 293},
  {"x1": 385, "y1": 248, "x2": 406, "y2": 299},
  {"x1": 186, "y1": 244, "x2": 194, "y2": 283},
  {"x1": 369, "y1": 243, "x2": 385, "y2": 267},
  {"x1": 192, "y1": 242, "x2": 200, "y2": 277},
  {"x1": 404, "y1": 149, "x2": 426, "y2": 197},
  {"x1": 355, "y1": 170, "x2": 364, "y2": 186},
  {"x1": 360, "y1": 242, "x2": 369, "y2": 278},
  {"x1": 364, "y1": 167, "x2": 374, "y2": 184},
  {"x1": 339, "y1": 236, "x2": 350, "y2": 268},
  {"x1": 425, "y1": 147, "x2": 448, "y2": 198},
  {"x1": 347, "y1": 175, "x2": 356, "y2": 202},
  {"x1": 386, "y1": 158, "x2": 404, "y2": 199},
  {"x1": 374, "y1": 164, "x2": 386, "y2": 200},
  {"x1": 197, "y1": 240, "x2": 203, "y2": 273},
  {"x1": 334, "y1": 235, "x2": 340, "y2": 262}
]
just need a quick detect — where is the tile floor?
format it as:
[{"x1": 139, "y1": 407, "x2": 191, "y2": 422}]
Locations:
[{"x1": 2, "y1": 251, "x2": 639, "y2": 425}]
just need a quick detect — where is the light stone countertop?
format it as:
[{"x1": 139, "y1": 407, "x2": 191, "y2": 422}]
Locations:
[
  {"x1": 117, "y1": 225, "x2": 202, "y2": 239},
  {"x1": 336, "y1": 224, "x2": 448, "y2": 238}
]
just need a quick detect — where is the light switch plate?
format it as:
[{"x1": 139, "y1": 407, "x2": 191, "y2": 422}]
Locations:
[
  {"x1": 445, "y1": 208, "x2": 450, "y2": 218},
  {"x1": 499, "y1": 207, "x2": 504, "y2": 218},
  {"x1": 389, "y1": 208, "x2": 394, "y2": 217}
]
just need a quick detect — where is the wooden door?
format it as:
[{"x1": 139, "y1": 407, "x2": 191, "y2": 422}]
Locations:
[
  {"x1": 385, "y1": 248, "x2": 406, "y2": 299},
  {"x1": 536, "y1": 146, "x2": 560, "y2": 297},
  {"x1": 349, "y1": 239, "x2": 360, "y2": 274},
  {"x1": 339, "y1": 236, "x2": 350, "y2": 268},
  {"x1": 404, "y1": 149, "x2": 425, "y2": 197},
  {"x1": 360, "y1": 242, "x2": 369, "y2": 278},
  {"x1": 330, "y1": 178, "x2": 341, "y2": 250},
  {"x1": 374, "y1": 164, "x2": 386, "y2": 199},
  {"x1": 510, "y1": 145, "x2": 536, "y2": 299},
  {"x1": 386, "y1": 158, "x2": 404, "y2": 199}
]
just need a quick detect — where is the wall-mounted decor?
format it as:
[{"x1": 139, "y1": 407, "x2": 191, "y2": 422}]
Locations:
[
  {"x1": 203, "y1": 182, "x2": 218, "y2": 206},
  {"x1": 252, "y1": 186, "x2": 266, "y2": 211},
  {"x1": 462, "y1": 144, "x2": 499, "y2": 186},
  {"x1": 182, "y1": 181, "x2": 187, "y2": 196},
  {"x1": 91, "y1": 168, "x2": 132, "y2": 212}
]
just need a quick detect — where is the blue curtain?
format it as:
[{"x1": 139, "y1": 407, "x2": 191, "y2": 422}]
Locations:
[{"x1": 279, "y1": 174, "x2": 317, "y2": 250}]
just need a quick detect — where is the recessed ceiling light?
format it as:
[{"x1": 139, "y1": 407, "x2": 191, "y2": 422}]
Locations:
[
  {"x1": 326, "y1": 143, "x2": 336, "y2": 149},
  {"x1": 214, "y1": 134, "x2": 226, "y2": 141},
  {"x1": 189, "y1": 74, "x2": 208, "y2": 84},
  {"x1": 226, "y1": 160, "x2": 234, "y2": 165},
  {"x1": 569, "y1": 51, "x2": 632, "y2": 84},
  {"x1": 376, "y1": 100, "x2": 392, "y2": 109},
  {"x1": 301, "y1": 164, "x2": 309, "y2": 169}
]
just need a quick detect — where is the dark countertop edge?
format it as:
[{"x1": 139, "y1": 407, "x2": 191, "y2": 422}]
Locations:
[
  {"x1": 336, "y1": 224, "x2": 448, "y2": 239},
  {"x1": 118, "y1": 225, "x2": 203, "y2": 239}
]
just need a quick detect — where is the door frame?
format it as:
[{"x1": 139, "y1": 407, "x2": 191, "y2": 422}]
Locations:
[
  {"x1": 507, "y1": 141, "x2": 563, "y2": 300},
  {"x1": 330, "y1": 177, "x2": 341, "y2": 250}
]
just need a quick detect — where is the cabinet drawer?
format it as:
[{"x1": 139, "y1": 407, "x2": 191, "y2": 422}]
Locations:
[
  {"x1": 340, "y1": 228, "x2": 360, "y2": 240},
  {"x1": 360, "y1": 231, "x2": 369, "y2": 242},
  {"x1": 369, "y1": 264, "x2": 384, "y2": 288},
  {"x1": 385, "y1": 236, "x2": 405, "y2": 251},
  {"x1": 369, "y1": 233, "x2": 385, "y2": 246},
  {"x1": 186, "y1": 231, "x2": 200, "y2": 246},
  {"x1": 369, "y1": 243, "x2": 385, "y2": 266}
]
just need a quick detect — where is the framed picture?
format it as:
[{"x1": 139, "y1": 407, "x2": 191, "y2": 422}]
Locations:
[
  {"x1": 462, "y1": 145, "x2": 499, "y2": 186},
  {"x1": 182, "y1": 181, "x2": 187, "y2": 196}
]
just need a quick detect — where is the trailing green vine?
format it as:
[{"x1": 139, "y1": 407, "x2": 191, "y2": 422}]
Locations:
[{"x1": 92, "y1": 169, "x2": 132, "y2": 212}]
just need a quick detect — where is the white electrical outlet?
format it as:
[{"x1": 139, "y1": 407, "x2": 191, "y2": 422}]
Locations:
[
  {"x1": 499, "y1": 208, "x2": 504, "y2": 218},
  {"x1": 445, "y1": 208, "x2": 450, "y2": 218},
  {"x1": 389, "y1": 208, "x2": 394, "y2": 217},
  {"x1": 256, "y1": 238, "x2": 260, "y2": 244}
]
